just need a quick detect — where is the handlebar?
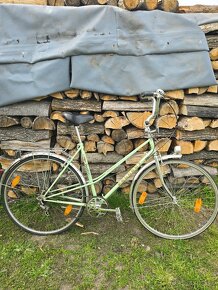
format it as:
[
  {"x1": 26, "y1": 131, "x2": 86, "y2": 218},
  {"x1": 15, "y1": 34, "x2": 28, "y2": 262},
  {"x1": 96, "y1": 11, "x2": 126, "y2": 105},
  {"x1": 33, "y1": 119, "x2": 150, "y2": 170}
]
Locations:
[{"x1": 140, "y1": 89, "x2": 166, "y2": 128}]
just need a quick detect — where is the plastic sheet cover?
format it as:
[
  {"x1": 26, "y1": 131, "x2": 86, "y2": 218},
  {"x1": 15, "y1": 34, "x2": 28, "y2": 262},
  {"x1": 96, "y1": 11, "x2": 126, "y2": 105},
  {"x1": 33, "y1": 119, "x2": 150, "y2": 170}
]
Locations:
[{"x1": 0, "y1": 4, "x2": 217, "y2": 106}]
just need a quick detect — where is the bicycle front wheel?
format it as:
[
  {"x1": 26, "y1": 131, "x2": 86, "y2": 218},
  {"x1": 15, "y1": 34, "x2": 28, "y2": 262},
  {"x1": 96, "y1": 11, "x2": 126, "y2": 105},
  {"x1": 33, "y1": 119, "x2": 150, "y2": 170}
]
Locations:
[
  {"x1": 1, "y1": 153, "x2": 87, "y2": 235},
  {"x1": 132, "y1": 159, "x2": 218, "y2": 239}
]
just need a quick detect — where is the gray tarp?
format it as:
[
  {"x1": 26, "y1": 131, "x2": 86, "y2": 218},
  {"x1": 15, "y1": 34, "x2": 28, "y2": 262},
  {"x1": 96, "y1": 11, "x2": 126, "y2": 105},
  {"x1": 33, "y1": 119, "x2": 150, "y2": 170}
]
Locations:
[{"x1": 0, "y1": 4, "x2": 217, "y2": 106}]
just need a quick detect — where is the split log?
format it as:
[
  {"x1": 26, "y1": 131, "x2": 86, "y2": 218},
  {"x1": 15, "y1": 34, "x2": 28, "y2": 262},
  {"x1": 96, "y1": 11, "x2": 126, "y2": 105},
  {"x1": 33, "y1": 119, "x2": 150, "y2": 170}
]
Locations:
[
  {"x1": 105, "y1": 116, "x2": 130, "y2": 129},
  {"x1": 201, "y1": 23, "x2": 218, "y2": 34},
  {"x1": 210, "y1": 119, "x2": 218, "y2": 128},
  {"x1": 119, "y1": 96, "x2": 138, "y2": 101},
  {"x1": 179, "y1": 5, "x2": 218, "y2": 13},
  {"x1": 155, "y1": 138, "x2": 172, "y2": 153},
  {"x1": 212, "y1": 61, "x2": 218, "y2": 70},
  {"x1": 0, "y1": 127, "x2": 52, "y2": 142},
  {"x1": 105, "y1": 128, "x2": 111, "y2": 136},
  {"x1": 126, "y1": 127, "x2": 175, "y2": 139},
  {"x1": 52, "y1": 99, "x2": 101, "y2": 112},
  {"x1": 103, "y1": 176, "x2": 116, "y2": 185},
  {"x1": 134, "y1": 138, "x2": 148, "y2": 152},
  {"x1": 111, "y1": 129, "x2": 127, "y2": 142},
  {"x1": 64, "y1": 89, "x2": 80, "y2": 99},
  {"x1": 180, "y1": 105, "x2": 218, "y2": 118},
  {"x1": 97, "y1": 141, "x2": 114, "y2": 155},
  {"x1": 101, "y1": 136, "x2": 115, "y2": 145},
  {"x1": 197, "y1": 87, "x2": 208, "y2": 95},
  {"x1": 20, "y1": 117, "x2": 34, "y2": 129},
  {"x1": 115, "y1": 139, "x2": 133, "y2": 155},
  {"x1": 159, "y1": 0, "x2": 178, "y2": 12},
  {"x1": 123, "y1": 0, "x2": 157, "y2": 10},
  {"x1": 206, "y1": 35, "x2": 218, "y2": 49},
  {"x1": 126, "y1": 112, "x2": 153, "y2": 129},
  {"x1": 85, "y1": 141, "x2": 97, "y2": 152},
  {"x1": 3, "y1": 149, "x2": 16, "y2": 157},
  {"x1": 50, "y1": 111, "x2": 66, "y2": 123},
  {"x1": 86, "y1": 152, "x2": 122, "y2": 163},
  {"x1": 185, "y1": 88, "x2": 199, "y2": 95},
  {"x1": 87, "y1": 134, "x2": 100, "y2": 142},
  {"x1": 207, "y1": 85, "x2": 218, "y2": 94},
  {"x1": 94, "y1": 114, "x2": 106, "y2": 123},
  {"x1": 0, "y1": 101, "x2": 50, "y2": 117},
  {"x1": 210, "y1": 48, "x2": 218, "y2": 61},
  {"x1": 165, "y1": 90, "x2": 184, "y2": 100},
  {"x1": 159, "y1": 100, "x2": 179, "y2": 116},
  {"x1": 176, "y1": 128, "x2": 218, "y2": 141},
  {"x1": 103, "y1": 101, "x2": 152, "y2": 111},
  {"x1": 0, "y1": 0, "x2": 47, "y2": 4},
  {"x1": 57, "y1": 136, "x2": 76, "y2": 150},
  {"x1": 82, "y1": 163, "x2": 125, "y2": 175},
  {"x1": 208, "y1": 140, "x2": 218, "y2": 151},
  {"x1": 102, "y1": 111, "x2": 119, "y2": 118},
  {"x1": 0, "y1": 116, "x2": 19, "y2": 127},
  {"x1": 193, "y1": 140, "x2": 207, "y2": 152},
  {"x1": 103, "y1": 185, "x2": 113, "y2": 194},
  {"x1": 49, "y1": 92, "x2": 64, "y2": 99},
  {"x1": 178, "y1": 117, "x2": 205, "y2": 131},
  {"x1": 203, "y1": 119, "x2": 211, "y2": 128},
  {"x1": 64, "y1": 0, "x2": 81, "y2": 6},
  {"x1": 100, "y1": 94, "x2": 118, "y2": 101},
  {"x1": 57, "y1": 122, "x2": 104, "y2": 136},
  {"x1": 175, "y1": 140, "x2": 194, "y2": 155},
  {"x1": 183, "y1": 94, "x2": 218, "y2": 107},
  {"x1": 1, "y1": 139, "x2": 51, "y2": 151},
  {"x1": 80, "y1": 90, "x2": 92, "y2": 100},
  {"x1": 81, "y1": 0, "x2": 108, "y2": 4},
  {"x1": 156, "y1": 115, "x2": 177, "y2": 129},
  {"x1": 32, "y1": 117, "x2": 55, "y2": 131}
]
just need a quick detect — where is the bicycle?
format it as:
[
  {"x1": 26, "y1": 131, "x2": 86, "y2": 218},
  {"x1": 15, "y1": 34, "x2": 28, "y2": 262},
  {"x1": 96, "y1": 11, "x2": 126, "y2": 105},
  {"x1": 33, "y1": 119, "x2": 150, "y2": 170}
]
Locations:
[{"x1": 1, "y1": 89, "x2": 218, "y2": 239}]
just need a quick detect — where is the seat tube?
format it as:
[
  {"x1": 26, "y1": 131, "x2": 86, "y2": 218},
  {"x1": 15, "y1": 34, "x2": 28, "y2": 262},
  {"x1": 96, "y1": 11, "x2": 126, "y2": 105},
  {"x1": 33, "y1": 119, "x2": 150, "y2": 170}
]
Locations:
[{"x1": 75, "y1": 126, "x2": 97, "y2": 197}]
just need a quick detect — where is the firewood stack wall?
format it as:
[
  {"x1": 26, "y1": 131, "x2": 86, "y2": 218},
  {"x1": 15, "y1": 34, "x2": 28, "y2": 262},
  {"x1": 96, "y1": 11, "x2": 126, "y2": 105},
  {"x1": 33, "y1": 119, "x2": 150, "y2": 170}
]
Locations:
[{"x1": 0, "y1": 0, "x2": 217, "y2": 194}]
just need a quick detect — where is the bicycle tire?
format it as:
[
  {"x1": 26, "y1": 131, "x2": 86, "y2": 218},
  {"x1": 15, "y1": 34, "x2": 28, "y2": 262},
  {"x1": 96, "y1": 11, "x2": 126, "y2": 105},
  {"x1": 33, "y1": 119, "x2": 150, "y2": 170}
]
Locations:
[
  {"x1": 131, "y1": 159, "x2": 218, "y2": 240},
  {"x1": 1, "y1": 153, "x2": 87, "y2": 235}
]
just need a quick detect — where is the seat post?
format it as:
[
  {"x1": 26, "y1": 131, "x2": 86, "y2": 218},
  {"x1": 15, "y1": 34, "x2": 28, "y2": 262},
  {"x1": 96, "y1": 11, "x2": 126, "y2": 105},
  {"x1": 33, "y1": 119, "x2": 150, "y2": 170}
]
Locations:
[{"x1": 75, "y1": 126, "x2": 82, "y2": 144}]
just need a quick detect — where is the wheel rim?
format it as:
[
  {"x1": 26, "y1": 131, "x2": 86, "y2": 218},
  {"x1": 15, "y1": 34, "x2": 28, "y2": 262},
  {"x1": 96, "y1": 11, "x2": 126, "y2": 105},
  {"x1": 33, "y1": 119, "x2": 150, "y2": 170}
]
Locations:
[
  {"x1": 133, "y1": 160, "x2": 218, "y2": 239},
  {"x1": 3, "y1": 155, "x2": 86, "y2": 235}
]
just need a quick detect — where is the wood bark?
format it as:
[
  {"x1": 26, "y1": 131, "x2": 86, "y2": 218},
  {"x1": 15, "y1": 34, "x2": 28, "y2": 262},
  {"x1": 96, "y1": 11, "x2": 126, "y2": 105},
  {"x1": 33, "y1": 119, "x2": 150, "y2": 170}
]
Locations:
[
  {"x1": 159, "y1": 0, "x2": 179, "y2": 12},
  {"x1": 64, "y1": 0, "x2": 81, "y2": 6},
  {"x1": 159, "y1": 100, "x2": 179, "y2": 116},
  {"x1": 0, "y1": 0, "x2": 46, "y2": 4},
  {"x1": 180, "y1": 105, "x2": 218, "y2": 118},
  {"x1": 126, "y1": 127, "x2": 175, "y2": 139},
  {"x1": 32, "y1": 117, "x2": 55, "y2": 131},
  {"x1": 57, "y1": 136, "x2": 76, "y2": 150},
  {"x1": 115, "y1": 139, "x2": 134, "y2": 155},
  {"x1": 183, "y1": 94, "x2": 218, "y2": 107},
  {"x1": 176, "y1": 128, "x2": 218, "y2": 141},
  {"x1": 134, "y1": 138, "x2": 148, "y2": 152},
  {"x1": 57, "y1": 122, "x2": 104, "y2": 136},
  {"x1": 126, "y1": 112, "x2": 153, "y2": 129},
  {"x1": 178, "y1": 117, "x2": 205, "y2": 131},
  {"x1": 1, "y1": 139, "x2": 51, "y2": 151},
  {"x1": 182, "y1": 151, "x2": 218, "y2": 161},
  {"x1": 0, "y1": 116, "x2": 20, "y2": 127},
  {"x1": 201, "y1": 23, "x2": 218, "y2": 34},
  {"x1": 0, "y1": 101, "x2": 50, "y2": 116},
  {"x1": 179, "y1": 5, "x2": 218, "y2": 13},
  {"x1": 87, "y1": 152, "x2": 122, "y2": 163},
  {"x1": 206, "y1": 35, "x2": 218, "y2": 49},
  {"x1": 20, "y1": 117, "x2": 34, "y2": 129},
  {"x1": 103, "y1": 101, "x2": 152, "y2": 111},
  {"x1": 111, "y1": 129, "x2": 127, "y2": 142},
  {"x1": 52, "y1": 99, "x2": 101, "y2": 112}
]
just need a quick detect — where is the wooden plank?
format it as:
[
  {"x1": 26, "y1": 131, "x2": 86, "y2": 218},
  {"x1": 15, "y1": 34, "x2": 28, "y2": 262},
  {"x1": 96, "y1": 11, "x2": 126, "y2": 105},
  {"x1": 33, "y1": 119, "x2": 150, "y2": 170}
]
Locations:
[
  {"x1": 176, "y1": 127, "x2": 218, "y2": 141},
  {"x1": 183, "y1": 94, "x2": 218, "y2": 107},
  {"x1": 0, "y1": 127, "x2": 52, "y2": 142},
  {"x1": 0, "y1": 101, "x2": 50, "y2": 117},
  {"x1": 103, "y1": 101, "x2": 152, "y2": 111},
  {"x1": 57, "y1": 122, "x2": 104, "y2": 136},
  {"x1": 52, "y1": 99, "x2": 101, "y2": 112},
  {"x1": 180, "y1": 105, "x2": 218, "y2": 118}
]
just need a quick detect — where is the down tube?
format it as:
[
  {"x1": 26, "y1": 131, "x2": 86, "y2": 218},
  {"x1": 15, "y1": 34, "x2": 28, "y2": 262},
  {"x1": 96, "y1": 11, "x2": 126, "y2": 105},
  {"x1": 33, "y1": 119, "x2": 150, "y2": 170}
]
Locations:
[{"x1": 103, "y1": 146, "x2": 155, "y2": 200}]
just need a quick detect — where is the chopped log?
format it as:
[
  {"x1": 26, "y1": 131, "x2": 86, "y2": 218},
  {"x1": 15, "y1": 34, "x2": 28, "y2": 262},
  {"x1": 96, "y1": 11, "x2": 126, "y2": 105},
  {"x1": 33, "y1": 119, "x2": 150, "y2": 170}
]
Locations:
[
  {"x1": 207, "y1": 85, "x2": 218, "y2": 94},
  {"x1": 87, "y1": 134, "x2": 100, "y2": 142},
  {"x1": 175, "y1": 140, "x2": 194, "y2": 155},
  {"x1": 159, "y1": 0, "x2": 178, "y2": 12},
  {"x1": 179, "y1": 105, "x2": 218, "y2": 118},
  {"x1": 94, "y1": 182, "x2": 103, "y2": 195},
  {"x1": 111, "y1": 129, "x2": 127, "y2": 142},
  {"x1": 103, "y1": 101, "x2": 152, "y2": 111},
  {"x1": 178, "y1": 117, "x2": 205, "y2": 131},
  {"x1": 49, "y1": 92, "x2": 64, "y2": 100},
  {"x1": 115, "y1": 139, "x2": 133, "y2": 155},
  {"x1": 3, "y1": 149, "x2": 16, "y2": 157},
  {"x1": 183, "y1": 94, "x2": 218, "y2": 107},
  {"x1": 0, "y1": 127, "x2": 51, "y2": 142},
  {"x1": 52, "y1": 99, "x2": 101, "y2": 112},
  {"x1": 80, "y1": 90, "x2": 92, "y2": 100},
  {"x1": 82, "y1": 163, "x2": 124, "y2": 175},
  {"x1": 32, "y1": 117, "x2": 55, "y2": 131},
  {"x1": 197, "y1": 87, "x2": 208, "y2": 95},
  {"x1": 212, "y1": 61, "x2": 218, "y2": 70},
  {"x1": 57, "y1": 136, "x2": 76, "y2": 150},
  {"x1": 210, "y1": 119, "x2": 218, "y2": 128},
  {"x1": 134, "y1": 138, "x2": 148, "y2": 152},
  {"x1": 64, "y1": 89, "x2": 80, "y2": 99},
  {"x1": 93, "y1": 92, "x2": 100, "y2": 101},
  {"x1": 103, "y1": 185, "x2": 113, "y2": 194},
  {"x1": 201, "y1": 23, "x2": 218, "y2": 34},
  {"x1": 103, "y1": 176, "x2": 116, "y2": 185},
  {"x1": 57, "y1": 122, "x2": 104, "y2": 136},
  {"x1": 85, "y1": 141, "x2": 96, "y2": 152},
  {"x1": 87, "y1": 152, "x2": 122, "y2": 163},
  {"x1": 105, "y1": 116, "x2": 130, "y2": 129},
  {"x1": 101, "y1": 136, "x2": 115, "y2": 145},
  {"x1": 159, "y1": 100, "x2": 179, "y2": 116},
  {"x1": 97, "y1": 141, "x2": 114, "y2": 155},
  {"x1": 0, "y1": 101, "x2": 50, "y2": 117},
  {"x1": 210, "y1": 48, "x2": 218, "y2": 61},
  {"x1": 105, "y1": 128, "x2": 111, "y2": 136},
  {"x1": 156, "y1": 115, "x2": 177, "y2": 129},
  {"x1": 179, "y1": 5, "x2": 218, "y2": 13},
  {"x1": 116, "y1": 168, "x2": 157, "y2": 182},
  {"x1": 206, "y1": 35, "x2": 218, "y2": 49},
  {"x1": 155, "y1": 138, "x2": 172, "y2": 153},
  {"x1": 176, "y1": 128, "x2": 218, "y2": 141},
  {"x1": 1, "y1": 139, "x2": 51, "y2": 151},
  {"x1": 125, "y1": 152, "x2": 147, "y2": 165},
  {"x1": 126, "y1": 127, "x2": 175, "y2": 139},
  {"x1": 208, "y1": 140, "x2": 218, "y2": 151},
  {"x1": 50, "y1": 111, "x2": 66, "y2": 123},
  {"x1": 0, "y1": 116, "x2": 20, "y2": 127},
  {"x1": 94, "y1": 114, "x2": 106, "y2": 123},
  {"x1": 123, "y1": 0, "x2": 144, "y2": 10},
  {"x1": 185, "y1": 88, "x2": 199, "y2": 95},
  {"x1": 193, "y1": 140, "x2": 207, "y2": 152},
  {"x1": 203, "y1": 119, "x2": 211, "y2": 128},
  {"x1": 182, "y1": 151, "x2": 218, "y2": 161},
  {"x1": 165, "y1": 90, "x2": 184, "y2": 100},
  {"x1": 100, "y1": 94, "x2": 118, "y2": 101},
  {"x1": 119, "y1": 96, "x2": 138, "y2": 101},
  {"x1": 20, "y1": 117, "x2": 34, "y2": 129},
  {"x1": 64, "y1": 0, "x2": 81, "y2": 6},
  {"x1": 102, "y1": 111, "x2": 119, "y2": 118},
  {"x1": 126, "y1": 112, "x2": 153, "y2": 129}
]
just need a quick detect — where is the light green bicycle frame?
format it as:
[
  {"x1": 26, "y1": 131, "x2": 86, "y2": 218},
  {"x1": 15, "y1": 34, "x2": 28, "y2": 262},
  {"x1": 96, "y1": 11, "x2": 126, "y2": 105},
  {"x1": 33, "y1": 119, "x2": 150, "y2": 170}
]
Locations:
[{"x1": 43, "y1": 130, "x2": 156, "y2": 207}]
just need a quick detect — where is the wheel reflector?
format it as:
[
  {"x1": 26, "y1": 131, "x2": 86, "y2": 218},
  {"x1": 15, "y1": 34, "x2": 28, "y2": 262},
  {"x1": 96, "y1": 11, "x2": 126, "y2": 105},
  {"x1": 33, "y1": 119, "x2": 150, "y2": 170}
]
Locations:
[
  {"x1": 194, "y1": 198, "x2": 202, "y2": 213},
  {"x1": 11, "y1": 176, "x2": 21, "y2": 188},
  {"x1": 64, "y1": 205, "x2": 73, "y2": 216},
  {"x1": 139, "y1": 192, "x2": 147, "y2": 205}
]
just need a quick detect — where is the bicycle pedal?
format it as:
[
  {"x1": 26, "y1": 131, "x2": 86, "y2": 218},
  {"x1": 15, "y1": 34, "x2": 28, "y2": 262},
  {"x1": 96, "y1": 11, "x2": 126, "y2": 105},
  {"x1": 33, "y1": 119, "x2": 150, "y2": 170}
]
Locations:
[{"x1": 115, "y1": 207, "x2": 123, "y2": 223}]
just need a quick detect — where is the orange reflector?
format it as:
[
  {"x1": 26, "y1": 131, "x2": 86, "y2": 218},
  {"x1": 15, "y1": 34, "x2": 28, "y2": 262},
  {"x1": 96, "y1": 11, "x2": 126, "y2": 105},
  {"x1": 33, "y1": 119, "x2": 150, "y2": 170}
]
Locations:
[
  {"x1": 139, "y1": 192, "x2": 147, "y2": 205},
  {"x1": 194, "y1": 198, "x2": 202, "y2": 213},
  {"x1": 11, "y1": 176, "x2": 21, "y2": 188},
  {"x1": 64, "y1": 205, "x2": 73, "y2": 216}
]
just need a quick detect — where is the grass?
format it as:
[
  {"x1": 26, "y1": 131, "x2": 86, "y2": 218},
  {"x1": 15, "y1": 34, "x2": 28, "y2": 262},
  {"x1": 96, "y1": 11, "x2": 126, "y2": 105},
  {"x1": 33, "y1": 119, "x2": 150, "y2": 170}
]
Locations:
[{"x1": 0, "y1": 193, "x2": 218, "y2": 290}]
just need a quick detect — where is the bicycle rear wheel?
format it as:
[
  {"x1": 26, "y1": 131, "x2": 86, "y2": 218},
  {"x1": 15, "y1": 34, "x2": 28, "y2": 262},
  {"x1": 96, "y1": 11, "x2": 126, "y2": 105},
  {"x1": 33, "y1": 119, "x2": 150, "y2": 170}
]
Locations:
[
  {"x1": 131, "y1": 159, "x2": 218, "y2": 239},
  {"x1": 1, "y1": 153, "x2": 87, "y2": 235}
]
